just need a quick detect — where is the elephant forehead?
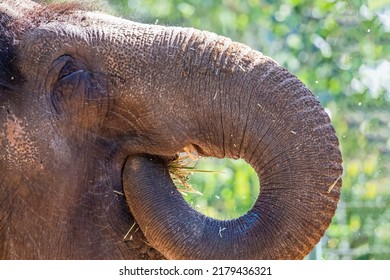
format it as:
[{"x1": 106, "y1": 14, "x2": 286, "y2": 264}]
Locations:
[{"x1": 0, "y1": 112, "x2": 39, "y2": 166}]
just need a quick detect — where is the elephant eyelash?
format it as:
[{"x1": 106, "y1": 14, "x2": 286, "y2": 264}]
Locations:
[{"x1": 58, "y1": 62, "x2": 82, "y2": 80}]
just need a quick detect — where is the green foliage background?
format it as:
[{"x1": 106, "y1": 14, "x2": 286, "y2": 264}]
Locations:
[{"x1": 107, "y1": 0, "x2": 390, "y2": 260}]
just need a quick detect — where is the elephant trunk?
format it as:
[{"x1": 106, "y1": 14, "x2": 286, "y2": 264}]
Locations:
[{"x1": 121, "y1": 26, "x2": 342, "y2": 259}]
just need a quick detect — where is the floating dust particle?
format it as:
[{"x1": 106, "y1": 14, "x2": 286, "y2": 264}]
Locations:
[
  {"x1": 124, "y1": 222, "x2": 137, "y2": 241},
  {"x1": 238, "y1": 65, "x2": 245, "y2": 72},
  {"x1": 113, "y1": 190, "x2": 124, "y2": 196},
  {"x1": 219, "y1": 227, "x2": 226, "y2": 238},
  {"x1": 140, "y1": 239, "x2": 153, "y2": 248},
  {"x1": 328, "y1": 175, "x2": 342, "y2": 193}
]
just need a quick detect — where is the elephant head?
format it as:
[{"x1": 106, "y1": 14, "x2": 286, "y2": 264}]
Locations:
[{"x1": 0, "y1": 0, "x2": 342, "y2": 259}]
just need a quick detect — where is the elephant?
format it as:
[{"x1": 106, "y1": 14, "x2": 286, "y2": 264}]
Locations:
[{"x1": 0, "y1": 0, "x2": 343, "y2": 260}]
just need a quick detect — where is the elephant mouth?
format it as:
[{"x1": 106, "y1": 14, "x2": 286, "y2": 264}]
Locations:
[{"x1": 166, "y1": 149, "x2": 260, "y2": 220}]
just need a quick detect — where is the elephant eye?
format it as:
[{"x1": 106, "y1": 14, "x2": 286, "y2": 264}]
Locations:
[
  {"x1": 46, "y1": 55, "x2": 81, "y2": 92},
  {"x1": 58, "y1": 59, "x2": 82, "y2": 80}
]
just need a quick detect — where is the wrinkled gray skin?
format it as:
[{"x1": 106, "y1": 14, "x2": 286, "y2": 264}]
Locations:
[{"x1": 0, "y1": 0, "x2": 343, "y2": 259}]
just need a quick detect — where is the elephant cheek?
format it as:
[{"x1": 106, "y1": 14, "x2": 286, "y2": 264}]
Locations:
[{"x1": 0, "y1": 112, "x2": 39, "y2": 168}]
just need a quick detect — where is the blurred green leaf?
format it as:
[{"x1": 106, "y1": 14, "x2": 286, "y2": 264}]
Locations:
[{"x1": 368, "y1": 0, "x2": 390, "y2": 10}]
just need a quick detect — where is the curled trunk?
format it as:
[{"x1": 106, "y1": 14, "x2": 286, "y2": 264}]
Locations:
[{"x1": 122, "y1": 27, "x2": 343, "y2": 259}]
